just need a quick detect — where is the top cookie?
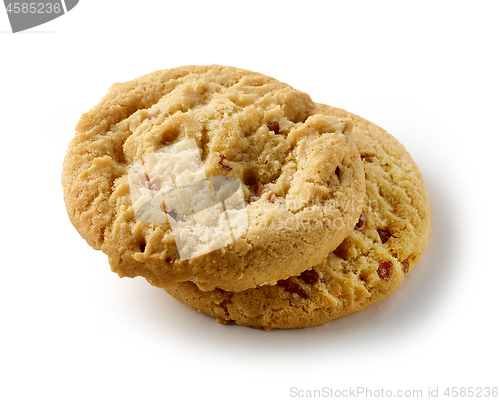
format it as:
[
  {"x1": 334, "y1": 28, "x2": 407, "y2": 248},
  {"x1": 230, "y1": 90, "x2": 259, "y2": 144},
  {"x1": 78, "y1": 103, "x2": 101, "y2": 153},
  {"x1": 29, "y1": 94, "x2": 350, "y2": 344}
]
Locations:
[{"x1": 62, "y1": 65, "x2": 365, "y2": 292}]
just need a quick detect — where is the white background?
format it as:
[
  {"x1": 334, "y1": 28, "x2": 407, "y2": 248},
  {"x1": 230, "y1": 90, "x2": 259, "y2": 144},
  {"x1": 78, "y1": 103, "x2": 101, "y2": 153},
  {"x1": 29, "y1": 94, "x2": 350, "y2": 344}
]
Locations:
[{"x1": 1, "y1": 1, "x2": 499, "y2": 400}]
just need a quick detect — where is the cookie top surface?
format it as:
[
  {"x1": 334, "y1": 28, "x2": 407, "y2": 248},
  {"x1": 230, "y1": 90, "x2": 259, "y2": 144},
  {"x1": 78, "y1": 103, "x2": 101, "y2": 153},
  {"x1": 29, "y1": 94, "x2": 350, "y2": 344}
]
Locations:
[
  {"x1": 164, "y1": 105, "x2": 432, "y2": 329},
  {"x1": 62, "y1": 66, "x2": 366, "y2": 292}
]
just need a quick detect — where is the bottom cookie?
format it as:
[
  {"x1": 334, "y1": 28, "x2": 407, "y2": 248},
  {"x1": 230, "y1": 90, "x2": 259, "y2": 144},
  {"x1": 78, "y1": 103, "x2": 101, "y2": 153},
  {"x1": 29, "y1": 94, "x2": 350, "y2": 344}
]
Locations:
[{"x1": 164, "y1": 105, "x2": 432, "y2": 330}]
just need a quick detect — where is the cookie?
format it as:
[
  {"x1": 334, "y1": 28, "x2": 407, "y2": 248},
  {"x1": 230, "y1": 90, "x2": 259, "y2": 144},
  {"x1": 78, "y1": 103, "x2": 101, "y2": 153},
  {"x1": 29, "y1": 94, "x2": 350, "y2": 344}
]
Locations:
[
  {"x1": 62, "y1": 66, "x2": 366, "y2": 292},
  {"x1": 164, "y1": 105, "x2": 432, "y2": 329}
]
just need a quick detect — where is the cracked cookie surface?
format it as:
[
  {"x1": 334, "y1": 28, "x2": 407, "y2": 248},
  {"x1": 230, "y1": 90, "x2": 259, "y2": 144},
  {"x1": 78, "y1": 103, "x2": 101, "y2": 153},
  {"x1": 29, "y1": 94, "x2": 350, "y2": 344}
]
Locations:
[
  {"x1": 164, "y1": 105, "x2": 431, "y2": 329},
  {"x1": 62, "y1": 66, "x2": 365, "y2": 292}
]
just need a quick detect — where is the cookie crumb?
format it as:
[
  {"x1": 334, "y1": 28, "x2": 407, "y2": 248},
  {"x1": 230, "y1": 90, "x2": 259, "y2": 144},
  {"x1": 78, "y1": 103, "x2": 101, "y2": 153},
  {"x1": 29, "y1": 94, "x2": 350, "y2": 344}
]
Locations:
[
  {"x1": 268, "y1": 192, "x2": 279, "y2": 203},
  {"x1": 255, "y1": 186, "x2": 270, "y2": 197},
  {"x1": 218, "y1": 154, "x2": 233, "y2": 171}
]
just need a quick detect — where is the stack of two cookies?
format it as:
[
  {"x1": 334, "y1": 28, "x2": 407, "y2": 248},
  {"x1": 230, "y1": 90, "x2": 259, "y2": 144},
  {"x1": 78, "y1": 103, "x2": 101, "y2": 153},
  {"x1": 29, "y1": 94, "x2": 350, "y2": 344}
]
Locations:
[{"x1": 62, "y1": 65, "x2": 431, "y2": 330}]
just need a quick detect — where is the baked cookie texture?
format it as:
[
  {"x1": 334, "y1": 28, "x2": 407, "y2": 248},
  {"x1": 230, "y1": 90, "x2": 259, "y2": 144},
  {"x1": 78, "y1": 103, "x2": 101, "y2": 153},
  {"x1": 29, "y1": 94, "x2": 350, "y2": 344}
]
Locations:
[
  {"x1": 62, "y1": 66, "x2": 366, "y2": 292},
  {"x1": 164, "y1": 105, "x2": 432, "y2": 330}
]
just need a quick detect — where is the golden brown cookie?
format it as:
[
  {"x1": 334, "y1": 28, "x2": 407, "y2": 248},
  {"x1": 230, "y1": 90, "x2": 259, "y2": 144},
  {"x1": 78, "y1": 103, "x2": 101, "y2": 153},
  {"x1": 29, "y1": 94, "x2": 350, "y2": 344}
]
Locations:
[
  {"x1": 62, "y1": 66, "x2": 366, "y2": 292},
  {"x1": 164, "y1": 105, "x2": 432, "y2": 329}
]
